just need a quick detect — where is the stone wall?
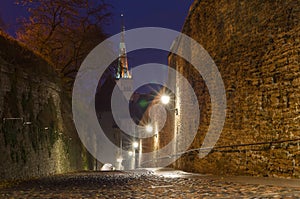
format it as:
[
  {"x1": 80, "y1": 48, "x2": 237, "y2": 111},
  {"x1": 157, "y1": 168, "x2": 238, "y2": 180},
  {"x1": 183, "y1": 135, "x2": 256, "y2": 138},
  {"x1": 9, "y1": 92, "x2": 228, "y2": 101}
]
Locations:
[
  {"x1": 0, "y1": 33, "x2": 93, "y2": 181},
  {"x1": 168, "y1": 0, "x2": 300, "y2": 178}
]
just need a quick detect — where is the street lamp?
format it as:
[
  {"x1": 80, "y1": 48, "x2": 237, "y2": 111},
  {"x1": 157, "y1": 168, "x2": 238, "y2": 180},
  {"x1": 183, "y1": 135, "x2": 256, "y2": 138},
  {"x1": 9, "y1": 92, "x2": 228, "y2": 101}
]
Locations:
[
  {"x1": 160, "y1": 94, "x2": 170, "y2": 105},
  {"x1": 132, "y1": 141, "x2": 139, "y2": 149},
  {"x1": 145, "y1": 124, "x2": 153, "y2": 133},
  {"x1": 160, "y1": 94, "x2": 178, "y2": 115},
  {"x1": 116, "y1": 157, "x2": 123, "y2": 163}
]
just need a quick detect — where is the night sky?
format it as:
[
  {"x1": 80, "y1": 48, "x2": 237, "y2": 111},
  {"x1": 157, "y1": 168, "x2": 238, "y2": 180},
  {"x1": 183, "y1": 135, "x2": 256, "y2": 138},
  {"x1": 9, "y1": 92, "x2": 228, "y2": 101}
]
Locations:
[
  {"x1": 107, "y1": 0, "x2": 194, "y2": 77},
  {"x1": 0, "y1": 0, "x2": 194, "y2": 91},
  {"x1": 0, "y1": 0, "x2": 193, "y2": 37}
]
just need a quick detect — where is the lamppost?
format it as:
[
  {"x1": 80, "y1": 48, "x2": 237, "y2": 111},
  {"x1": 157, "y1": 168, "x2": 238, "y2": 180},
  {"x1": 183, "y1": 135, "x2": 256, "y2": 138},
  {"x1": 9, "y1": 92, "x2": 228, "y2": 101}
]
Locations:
[
  {"x1": 115, "y1": 130, "x2": 124, "y2": 170},
  {"x1": 160, "y1": 94, "x2": 179, "y2": 162},
  {"x1": 137, "y1": 93, "x2": 178, "y2": 168},
  {"x1": 131, "y1": 141, "x2": 139, "y2": 169}
]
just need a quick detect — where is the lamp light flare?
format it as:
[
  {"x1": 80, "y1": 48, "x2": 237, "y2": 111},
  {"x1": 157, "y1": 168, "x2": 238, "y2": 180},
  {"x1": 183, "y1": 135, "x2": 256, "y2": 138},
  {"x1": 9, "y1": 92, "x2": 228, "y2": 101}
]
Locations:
[
  {"x1": 161, "y1": 94, "x2": 170, "y2": 105},
  {"x1": 133, "y1": 141, "x2": 139, "y2": 148},
  {"x1": 145, "y1": 124, "x2": 153, "y2": 133},
  {"x1": 128, "y1": 151, "x2": 133, "y2": 156}
]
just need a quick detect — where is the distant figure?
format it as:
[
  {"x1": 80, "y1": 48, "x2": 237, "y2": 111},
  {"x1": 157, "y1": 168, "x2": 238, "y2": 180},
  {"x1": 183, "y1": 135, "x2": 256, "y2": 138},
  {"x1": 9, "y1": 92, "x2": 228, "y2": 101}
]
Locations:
[{"x1": 101, "y1": 163, "x2": 115, "y2": 171}]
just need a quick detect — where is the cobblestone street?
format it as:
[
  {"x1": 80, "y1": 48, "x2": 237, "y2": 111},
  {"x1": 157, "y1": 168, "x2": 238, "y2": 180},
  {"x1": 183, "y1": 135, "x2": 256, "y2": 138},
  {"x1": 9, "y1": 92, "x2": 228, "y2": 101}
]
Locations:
[{"x1": 1, "y1": 169, "x2": 300, "y2": 198}]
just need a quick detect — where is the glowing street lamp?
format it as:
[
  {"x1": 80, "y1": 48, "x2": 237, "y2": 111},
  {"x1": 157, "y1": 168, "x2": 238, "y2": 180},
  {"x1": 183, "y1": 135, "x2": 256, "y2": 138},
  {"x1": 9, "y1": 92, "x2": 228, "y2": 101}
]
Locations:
[
  {"x1": 160, "y1": 94, "x2": 179, "y2": 115},
  {"x1": 132, "y1": 141, "x2": 139, "y2": 149},
  {"x1": 145, "y1": 124, "x2": 153, "y2": 133},
  {"x1": 128, "y1": 151, "x2": 133, "y2": 156},
  {"x1": 160, "y1": 94, "x2": 170, "y2": 105}
]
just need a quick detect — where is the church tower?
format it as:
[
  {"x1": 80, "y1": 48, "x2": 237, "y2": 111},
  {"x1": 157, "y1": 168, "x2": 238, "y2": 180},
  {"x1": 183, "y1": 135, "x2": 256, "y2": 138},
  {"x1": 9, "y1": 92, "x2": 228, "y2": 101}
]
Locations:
[
  {"x1": 116, "y1": 14, "x2": 131, "y2": 80},
  {"x1": 114, "y1": 14, "x2": 136, "y2": 170},
  {"x1": 115, "y1": 14, "x2": 133, "y2": 99}
]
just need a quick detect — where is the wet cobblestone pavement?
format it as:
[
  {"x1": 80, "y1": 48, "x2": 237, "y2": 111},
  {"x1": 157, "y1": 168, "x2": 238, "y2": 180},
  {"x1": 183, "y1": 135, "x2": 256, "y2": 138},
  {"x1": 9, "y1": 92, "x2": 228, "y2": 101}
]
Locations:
[{"x1": 1, "y1": 170, "x2": 300, "y2": 198}]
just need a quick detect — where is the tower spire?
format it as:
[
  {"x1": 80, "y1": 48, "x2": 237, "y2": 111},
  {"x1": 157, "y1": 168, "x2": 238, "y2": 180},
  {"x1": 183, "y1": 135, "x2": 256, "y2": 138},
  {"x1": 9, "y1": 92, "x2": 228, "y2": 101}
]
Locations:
[
  {"x1": 116, "y1": 14, "x2": 131, "y2": 79},
  {"x1": 121, "y1": 14, "x2": 125, "y2": 43}
]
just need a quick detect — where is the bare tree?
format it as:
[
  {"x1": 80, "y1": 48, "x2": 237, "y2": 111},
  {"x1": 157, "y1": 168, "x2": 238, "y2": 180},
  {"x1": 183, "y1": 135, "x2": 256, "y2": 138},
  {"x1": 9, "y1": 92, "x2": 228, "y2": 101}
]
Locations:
[{"x1": 16, "y1": 0, "x2": 111, "y2": 88}]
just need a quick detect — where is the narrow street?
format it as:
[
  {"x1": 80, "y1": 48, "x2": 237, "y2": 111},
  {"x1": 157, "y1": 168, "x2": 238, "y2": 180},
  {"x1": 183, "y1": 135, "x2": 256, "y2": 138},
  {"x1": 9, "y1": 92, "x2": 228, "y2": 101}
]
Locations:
[{"x1": 1, "y1": 169, "x2": 300, "y2": 198}]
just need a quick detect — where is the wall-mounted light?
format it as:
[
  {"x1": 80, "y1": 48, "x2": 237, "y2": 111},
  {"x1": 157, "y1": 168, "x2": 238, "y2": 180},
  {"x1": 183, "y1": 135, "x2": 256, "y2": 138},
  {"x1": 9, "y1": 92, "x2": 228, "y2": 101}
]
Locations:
[
  {"x1": 160, "y1": 94, "x2": 170, "y2": 105},
  {"x1": 132, "y1": 141, "x2": 139, "y2": 149},
  {"x1": 159, "y1": 94, "x2": 178, "y2": 115},
  {"x1": 145, "y1": 124, "x2": 153, "y2": 133}
]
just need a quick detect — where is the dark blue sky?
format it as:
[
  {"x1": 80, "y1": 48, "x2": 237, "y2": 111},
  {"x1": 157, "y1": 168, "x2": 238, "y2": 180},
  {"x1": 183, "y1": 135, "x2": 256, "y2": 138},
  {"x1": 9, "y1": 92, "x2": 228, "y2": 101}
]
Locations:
[
  {"x1": 0, "y1": 0, "x2": 193, "y2": 66},
  {"x1": 0, "y1": 0, "x2": 193, "y2": 36},
  {"x1": 105, "y1": 0, "x2": 194, "y2": 72},
  {"x1": 108, "y1": 0, "x2": 193, "y2": 34},
  {"x1": 0, "y1": 0, "x2": 193, "y2": 91}
]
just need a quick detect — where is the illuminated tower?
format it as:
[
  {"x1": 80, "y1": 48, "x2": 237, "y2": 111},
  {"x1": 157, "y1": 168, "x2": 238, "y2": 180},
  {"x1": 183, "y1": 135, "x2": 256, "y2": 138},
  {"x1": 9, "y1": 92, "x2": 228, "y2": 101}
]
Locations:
[
  {"x1": 116, "y1": 14, "x2": 131, "y2": 79},
  {"x1": 114, "y1": 14, "x2": 135, "y2": 170},
  {"x1": 115, "y1": 14, "x2": 133, "y2": 100}
]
